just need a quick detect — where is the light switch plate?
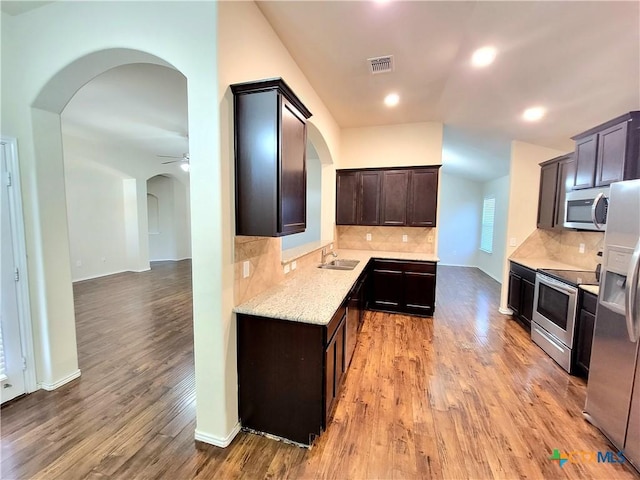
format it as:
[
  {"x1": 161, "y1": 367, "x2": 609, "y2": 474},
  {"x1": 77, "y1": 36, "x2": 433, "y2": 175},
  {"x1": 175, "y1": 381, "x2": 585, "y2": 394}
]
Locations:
[
  {"x1": 284, "y1": 264, "x2": 290, "y2": 274},
  {"x1": 366, "y1": 233, "x2": 372, "y2": 241},
  {"x1": 330, "y1": 243, "x2": 334, "y2": 250},
  {"x1": 509, "y1": 237, "x2": 517, "y2": 247},
  {"x1": 579, "y1": 243, "x2": 585, "y2": 254},
  {"x1": 243, "y1": 261, "x2": 250, "y2": 278},
  {"x1": 291, "y1": 260, "x2": 297, "y2": 270},
  {"x1": 402, "y1": 234, "x2": 408, "y2": 243}
]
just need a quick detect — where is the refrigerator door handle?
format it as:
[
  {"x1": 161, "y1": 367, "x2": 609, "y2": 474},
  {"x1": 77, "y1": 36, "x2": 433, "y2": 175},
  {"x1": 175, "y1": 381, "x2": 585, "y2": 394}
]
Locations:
[
  {"x1": 625, "y1": 238, "x2": 640, "y2": 342},
  {"x1": 591, "y1": 193, "x2": 606, "y2": 230}
]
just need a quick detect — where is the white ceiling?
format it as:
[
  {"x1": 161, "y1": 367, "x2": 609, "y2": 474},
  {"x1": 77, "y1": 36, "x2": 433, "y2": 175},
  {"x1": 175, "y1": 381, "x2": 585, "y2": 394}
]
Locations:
[
  {"x1": 61, "y1": 63, "x2": 189, "y2": 161},
  {"x1": 258, "y1": 0, "x2": 640, "y2": 181},
  {"x1": 0, "y1": 1, "x2": 53, "y2": 16},
  {"x1": 27, "y1": 1, "x2": 640, "y2": 183}
]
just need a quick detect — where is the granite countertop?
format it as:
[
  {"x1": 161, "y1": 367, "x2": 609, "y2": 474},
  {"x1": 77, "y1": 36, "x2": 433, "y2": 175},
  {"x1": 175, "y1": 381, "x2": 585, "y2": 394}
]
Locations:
[
  {"x1": 580, "y1": 284, "x2": 600, "y2": 296},
  {"x1": 234, "y1": 249, "x2": 439, "y2": 325},
  {"x1": 509, "y1": 257, "x2": 589, "y2": 271}
]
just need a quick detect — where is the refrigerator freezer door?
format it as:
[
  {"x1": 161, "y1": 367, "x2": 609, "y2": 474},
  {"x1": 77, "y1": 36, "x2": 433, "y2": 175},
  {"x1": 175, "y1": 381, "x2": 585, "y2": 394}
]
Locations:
[
  {"x1": 624, "y1": 353, "x2": 640, "y2": 471},
  {"x1": 585, "y1": 305, "x2": 638, "y2": 447}
]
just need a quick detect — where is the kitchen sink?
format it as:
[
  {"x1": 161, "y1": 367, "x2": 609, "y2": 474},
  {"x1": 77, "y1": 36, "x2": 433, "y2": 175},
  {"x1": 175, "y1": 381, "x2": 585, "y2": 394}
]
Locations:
[{"x1": 318, "y1": 259, "x2": 360, "y2": 270}]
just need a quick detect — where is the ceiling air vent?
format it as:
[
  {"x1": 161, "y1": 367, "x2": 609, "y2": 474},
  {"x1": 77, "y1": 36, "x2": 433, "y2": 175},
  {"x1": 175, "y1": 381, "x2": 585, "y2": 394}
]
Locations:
[{"x1": 367, "y1": 55, "x2": 394, "y2": 74}]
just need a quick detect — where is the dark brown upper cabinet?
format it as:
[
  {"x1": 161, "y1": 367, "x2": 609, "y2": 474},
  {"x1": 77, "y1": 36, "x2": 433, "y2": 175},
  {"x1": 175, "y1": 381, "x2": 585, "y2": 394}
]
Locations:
[
  {"x1": 408, "y1": 169, "x2": 438, "y2": 226},
  {"x1": 336, "y1": 166, "x2": 440, "y2": 227},
  {"x1": 336, "y1": 171, "x2": 359, "y2": 225},
  {"x1": 231, "y1": 78, "x2": 312, "y2": 237},
  {"x1": 381, "y1": 170, "x2": 409, "y2": 225},
  {"x1": 571, "y1": 111, "x2": 640, "y2": 190},
  {"x1": 537, "y1": 153, "x2": 574, "y2": 230},
  {"x1": 359, "y1": 171, "x2": 382, "y2": 225}
]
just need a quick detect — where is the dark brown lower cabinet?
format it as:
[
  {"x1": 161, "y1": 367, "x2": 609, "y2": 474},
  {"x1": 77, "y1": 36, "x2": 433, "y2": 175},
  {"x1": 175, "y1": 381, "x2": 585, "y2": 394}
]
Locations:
[
  {"x1": 507, "y1": 262, "x2": 536, "y2": 329},
  {"x1": 370, "y1": 259, "x2": 436, "y2": 316},
  {"x1": 573, "y1": 290, "x2": 597, "y2": 378},
  {"x1": 238, "y1": 304, "x2": 350, "y2": 446},
  {"x1": 325, "y1": 315, "x2": 346, "y2": 420}
]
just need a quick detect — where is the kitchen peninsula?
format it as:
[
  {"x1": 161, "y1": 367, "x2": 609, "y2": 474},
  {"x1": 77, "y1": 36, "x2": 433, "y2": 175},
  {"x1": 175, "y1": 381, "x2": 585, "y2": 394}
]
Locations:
[{"x1": 234, "y1": 249, "x2": 438, "y2": 446}]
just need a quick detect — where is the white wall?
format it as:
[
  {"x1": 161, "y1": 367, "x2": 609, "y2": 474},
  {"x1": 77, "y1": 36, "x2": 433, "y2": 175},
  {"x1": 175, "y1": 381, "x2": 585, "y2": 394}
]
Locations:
[
  {"x1": 437, "y1": 172, "x2": 481, "y2": 266},
  {"x1": 281, "y1": 155, "x2": 322, "y2": 250},
  {"x1": 499, "y1": 141, "x2": 565, "y2": 310},
  {"x1": 340, "y1": 122, "x2": 443, "y2": 169},
  {"x1": 64, "y1": 153, "x2": 129, "y2": 281},
  {"x1": 63, "y1": 134, "x2": 191, "y2": 280},
  {"x1": 147, "y1": 175, "x2": 191, "y2": 262},
  {"x1": 476, "y1": 175, "x2": 510, "y2": 282},
  {"x1": 1, "y1": 1, "x2": 230, "y2": 445}
]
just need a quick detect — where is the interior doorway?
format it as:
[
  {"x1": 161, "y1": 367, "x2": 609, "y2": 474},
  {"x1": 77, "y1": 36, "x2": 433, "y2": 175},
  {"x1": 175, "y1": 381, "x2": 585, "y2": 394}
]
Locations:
[{"x1": 0, "y1": 138, "x2": 36, "y2": 404}]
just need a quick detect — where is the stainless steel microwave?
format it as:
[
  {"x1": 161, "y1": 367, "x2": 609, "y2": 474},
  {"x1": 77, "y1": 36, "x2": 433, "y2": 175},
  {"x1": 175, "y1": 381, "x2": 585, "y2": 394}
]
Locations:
[{"x1": 564, "y1": 186, "x2": 609, "y2": 231}]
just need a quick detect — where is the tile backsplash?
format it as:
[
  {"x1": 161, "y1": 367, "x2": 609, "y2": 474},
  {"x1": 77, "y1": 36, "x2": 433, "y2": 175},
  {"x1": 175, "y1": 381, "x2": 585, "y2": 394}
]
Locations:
[
  {"x1": 512, "y1": 229, "x2": 604, "y2": 270},
  {"x1": 336, "y1": 225, "x2": 436, "y2": 254},
  {"x1": 234, "y1": 236, "x2": 332, "y2": 305}
]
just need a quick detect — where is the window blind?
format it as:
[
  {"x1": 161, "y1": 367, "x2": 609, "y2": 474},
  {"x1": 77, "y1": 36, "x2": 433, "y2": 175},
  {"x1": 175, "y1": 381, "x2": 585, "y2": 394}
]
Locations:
[{"x1": 480, "y1": 197, "x2": 495, "y2": 253}]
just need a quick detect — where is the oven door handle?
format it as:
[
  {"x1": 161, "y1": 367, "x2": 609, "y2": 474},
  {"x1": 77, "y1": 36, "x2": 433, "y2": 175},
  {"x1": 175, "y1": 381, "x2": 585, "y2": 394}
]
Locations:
[
  {"x1": 591, "y1": 193, "x2": 606, "y2": 230},
  {"x1": 537, "y1": 275, "x2": 577, "y2": 296},
  {"x1": 625, "y1": 238, "x2": 640, "y2": 342}
]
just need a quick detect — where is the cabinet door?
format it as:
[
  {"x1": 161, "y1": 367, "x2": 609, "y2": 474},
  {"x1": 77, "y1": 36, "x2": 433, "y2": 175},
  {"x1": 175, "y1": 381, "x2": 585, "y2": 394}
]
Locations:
[
  {"x1": 596, "y1": 121, "x2": 628, "y2": 187},
  {"x1": 573, "y1": 134, "x2": 597, "y2": 189},
  {"x1": 371, "y1": 269, "x2": 403, "y2": 311},
  {"x1": 324, "y1": 315, "x2": 346, "y2": 422},
  {"x1": 408, "y1": 169, "x2": 438, "y2": 227},
  {"x1": 508, "y1": 273, "x2": 522, "y2": 314},
  {"x1": 520, "y1": 278, "x2": 535, "y2": 327},
  {"x1": 575, "y1": 309, "x2": 595, "y2": 378},
  {"x1": 537, "y1": 161, "x2": 559, "y2": 229},
  {"x1": 358, "y1": 171, "x2": 382, "y2": 225},
  {"x1": 554, "y1": 157, "x2": 575, "y2": 229},
  {"x1": 336, "y1": 171, "x2": 358, "y2": 225},
  {"x1": 381, "y1": 170, "x2": 409, "y2": 225},
  {"x1": 279, "y1": 99, "x2": 307, "y2": 234},
  {"x1": 404, "y1": 271, "x2": 435, "y2": 316}
]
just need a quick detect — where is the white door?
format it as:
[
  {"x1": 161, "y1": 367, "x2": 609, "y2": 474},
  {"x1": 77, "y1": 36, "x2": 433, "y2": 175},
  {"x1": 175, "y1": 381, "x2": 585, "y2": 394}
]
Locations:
[{"x1": 1, "y1": 141, "x2": 26, "y2": 403}]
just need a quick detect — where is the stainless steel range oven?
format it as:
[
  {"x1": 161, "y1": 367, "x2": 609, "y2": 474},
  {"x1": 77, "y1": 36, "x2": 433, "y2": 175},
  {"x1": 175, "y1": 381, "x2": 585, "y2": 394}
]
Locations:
[{"x1": 532, "y1": 269, "x2": 599, "y2": 372}]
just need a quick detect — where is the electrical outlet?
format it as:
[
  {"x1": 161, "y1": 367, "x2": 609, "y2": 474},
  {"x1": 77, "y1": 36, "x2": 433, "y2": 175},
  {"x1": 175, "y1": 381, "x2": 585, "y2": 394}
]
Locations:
[
  {"x1": 579, "y1": 243, "x2": 585, "y2": 254},
  {"x1": 291, "y1": 260, "x2": 297, "y2": 270},
  {"x1": 402, "y1": 234, "x2": 408, "y2": 243},
  {"x1": 284, "y1": 264, "x2": 291, "y2": 274},
  {"x1": 366, "y1": 233, "x2": 372, "y2": 241},
  {"x1": 243, "y1": 261, "x2": 250, "y2": 278},
  {"x1": 509, "y1": 237, "x2": 517, "y2": 247}
]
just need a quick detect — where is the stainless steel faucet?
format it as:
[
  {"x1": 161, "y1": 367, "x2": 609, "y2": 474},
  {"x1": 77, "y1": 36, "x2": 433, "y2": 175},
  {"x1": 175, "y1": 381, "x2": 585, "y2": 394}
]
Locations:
[{"x1": 321, "y1": 247, "x2": 338, "y2": 265}]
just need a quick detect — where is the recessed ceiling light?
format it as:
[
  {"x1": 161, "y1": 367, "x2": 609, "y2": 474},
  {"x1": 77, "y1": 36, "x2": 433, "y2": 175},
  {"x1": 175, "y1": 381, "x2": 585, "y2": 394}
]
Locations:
[
  {"x1": 373, "y1": 0, "x2": 390, "y2": 4},
  {"x1": 384, "y1": 93, "x2": 399, "y2": 107},
  {"x1": 471, "y1": 46, "x2": 497, "y2": 67},
  {"x1": 522, "y1": 106, "x2": 546, "y2": 122}
]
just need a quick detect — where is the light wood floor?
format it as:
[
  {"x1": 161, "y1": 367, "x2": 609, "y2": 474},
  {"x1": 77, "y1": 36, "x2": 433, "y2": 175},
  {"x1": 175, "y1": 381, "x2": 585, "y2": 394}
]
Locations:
[{"x1": 1, "y1": 262, "x2": 638, "y2": 479}]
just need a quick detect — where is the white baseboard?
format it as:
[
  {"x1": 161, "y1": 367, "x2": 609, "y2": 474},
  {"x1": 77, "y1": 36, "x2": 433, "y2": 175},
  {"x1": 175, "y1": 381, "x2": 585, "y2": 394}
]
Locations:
[
  {"x1": 38, "y1": 369, "x2": 81, "y2": 391},
  {"x1": 149, "y1": 257, "x2": 192, "y2": 262},
  {"x1": 499, "y1": 307, "x2": 513, "y2": 315},
  {"x1": 195, "y1": 422, "x2": 241, "y2": 448}
]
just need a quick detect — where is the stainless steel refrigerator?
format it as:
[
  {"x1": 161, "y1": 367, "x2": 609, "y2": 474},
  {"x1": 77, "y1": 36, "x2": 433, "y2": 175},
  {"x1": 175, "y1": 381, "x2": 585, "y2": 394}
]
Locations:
[{"x1": 585, "y1": 179, "x2": 640, "y2": 471}]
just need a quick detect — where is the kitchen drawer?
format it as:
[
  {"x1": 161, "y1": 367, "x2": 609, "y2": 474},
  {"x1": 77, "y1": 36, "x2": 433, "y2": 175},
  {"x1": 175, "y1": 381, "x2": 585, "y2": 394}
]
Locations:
[
  {"x1": 372, "y1": 259, "x2": 404, "y2": 272},
  {"x1": 582, "y1": 290, "x2": 598, "y2": 315},
  {"x1": 326, "y1": 304, "x2": 346, "y2": 345},
  {"x1": 402, "y1": 261, "x2": 436, "y2": 274},
  {"x1": 510, "y1": 262, "x2": 536, "y2": 283}
]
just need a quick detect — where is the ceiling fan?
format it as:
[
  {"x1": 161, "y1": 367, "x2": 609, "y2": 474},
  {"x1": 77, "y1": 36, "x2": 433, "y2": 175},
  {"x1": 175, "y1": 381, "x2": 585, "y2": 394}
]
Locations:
[{"x1": 157, "y1": 153, "x2": 190, "y2": 172}]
